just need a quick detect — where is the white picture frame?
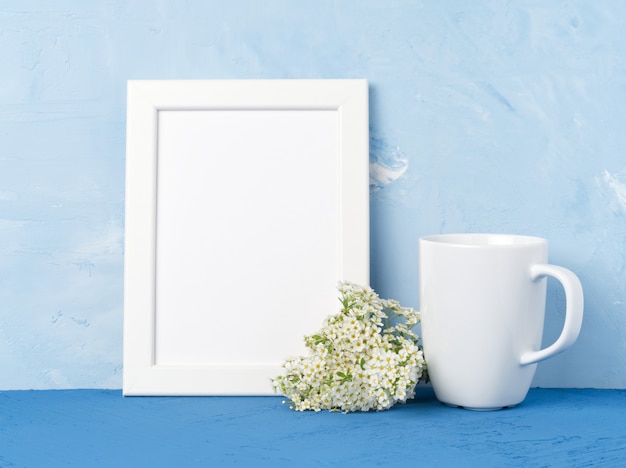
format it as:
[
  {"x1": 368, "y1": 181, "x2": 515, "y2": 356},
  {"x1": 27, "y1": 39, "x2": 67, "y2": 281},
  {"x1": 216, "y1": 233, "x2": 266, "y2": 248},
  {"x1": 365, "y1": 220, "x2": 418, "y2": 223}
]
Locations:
[{"x1": 123, "y1": 80, "x2": 369, "y2": 395}]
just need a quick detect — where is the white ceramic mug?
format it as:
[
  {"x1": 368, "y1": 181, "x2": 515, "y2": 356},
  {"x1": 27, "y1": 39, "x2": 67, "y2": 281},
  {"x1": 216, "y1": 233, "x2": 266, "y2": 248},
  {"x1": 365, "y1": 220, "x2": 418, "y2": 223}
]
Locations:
[{"x1": 419, "y1": 234, "x2": 584, "y2": 410}]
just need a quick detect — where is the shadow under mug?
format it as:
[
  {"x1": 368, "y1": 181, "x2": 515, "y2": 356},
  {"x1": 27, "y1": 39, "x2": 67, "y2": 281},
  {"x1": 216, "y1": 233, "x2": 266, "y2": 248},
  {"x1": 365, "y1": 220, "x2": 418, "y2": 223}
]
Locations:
[{"x1": 419, "y1": 233, "x2": 584, "y2": 410}]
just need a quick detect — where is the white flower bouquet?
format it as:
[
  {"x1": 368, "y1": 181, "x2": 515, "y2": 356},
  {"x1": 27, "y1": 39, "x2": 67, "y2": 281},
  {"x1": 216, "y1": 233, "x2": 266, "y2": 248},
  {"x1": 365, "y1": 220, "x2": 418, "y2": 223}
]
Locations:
[{"x1": 272, "y1": 282, "x2": 427, "y2": 412}]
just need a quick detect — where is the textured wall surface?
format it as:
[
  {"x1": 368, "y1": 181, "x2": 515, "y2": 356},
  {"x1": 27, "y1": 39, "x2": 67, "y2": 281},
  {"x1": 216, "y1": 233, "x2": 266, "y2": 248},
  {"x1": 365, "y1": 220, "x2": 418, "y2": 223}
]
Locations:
[{"x1": 1, "y1": 1, "x2": 625, "y2": 389}]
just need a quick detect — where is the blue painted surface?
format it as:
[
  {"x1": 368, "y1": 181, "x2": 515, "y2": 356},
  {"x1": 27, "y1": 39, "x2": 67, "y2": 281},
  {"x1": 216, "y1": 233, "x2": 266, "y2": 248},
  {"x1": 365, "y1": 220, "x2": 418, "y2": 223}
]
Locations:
[
  {"x1": 1, "y1": 1, "x2": 626, "y2": 389},
  {"x1": 1, "y1": 389, "x2": 625, "y2": 467}
]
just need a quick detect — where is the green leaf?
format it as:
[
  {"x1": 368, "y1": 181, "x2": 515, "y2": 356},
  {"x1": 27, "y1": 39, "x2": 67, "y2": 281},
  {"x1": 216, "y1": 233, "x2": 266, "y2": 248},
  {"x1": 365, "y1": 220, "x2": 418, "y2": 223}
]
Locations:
[
  {"x1": 336, "y1": 371, "x2": 353, "y2": 383},
  {"x1": 311, "y1": 334, "x2": 326, "y2": 345}
]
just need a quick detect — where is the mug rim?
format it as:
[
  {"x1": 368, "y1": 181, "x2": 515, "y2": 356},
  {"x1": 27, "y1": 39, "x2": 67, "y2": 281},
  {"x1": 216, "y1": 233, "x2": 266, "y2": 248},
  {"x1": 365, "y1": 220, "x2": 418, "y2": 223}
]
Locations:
[{"x1": 420, "y1": 233, "x2": 547, "y2": 247}]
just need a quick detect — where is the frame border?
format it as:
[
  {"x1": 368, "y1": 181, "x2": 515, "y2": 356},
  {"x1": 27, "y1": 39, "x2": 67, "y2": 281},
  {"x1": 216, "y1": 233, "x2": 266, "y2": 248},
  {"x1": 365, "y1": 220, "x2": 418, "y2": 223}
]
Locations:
[{"x1": 123, "y1": 80, "x2": 369, "y2": 395}]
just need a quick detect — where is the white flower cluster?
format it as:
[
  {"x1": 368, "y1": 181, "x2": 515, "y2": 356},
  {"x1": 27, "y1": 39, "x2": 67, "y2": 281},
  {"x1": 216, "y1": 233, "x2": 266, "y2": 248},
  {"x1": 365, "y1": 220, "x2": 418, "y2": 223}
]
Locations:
[{"x1": 272, "y1": 282, "x2": 426, "y2": 412}]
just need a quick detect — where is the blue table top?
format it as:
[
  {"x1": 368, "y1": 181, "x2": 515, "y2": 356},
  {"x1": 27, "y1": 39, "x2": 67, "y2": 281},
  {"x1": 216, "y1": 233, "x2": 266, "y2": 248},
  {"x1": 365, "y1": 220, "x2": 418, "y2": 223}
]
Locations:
[{"x1": 1, "y1": 388, "x2": 625, "y2": 467}]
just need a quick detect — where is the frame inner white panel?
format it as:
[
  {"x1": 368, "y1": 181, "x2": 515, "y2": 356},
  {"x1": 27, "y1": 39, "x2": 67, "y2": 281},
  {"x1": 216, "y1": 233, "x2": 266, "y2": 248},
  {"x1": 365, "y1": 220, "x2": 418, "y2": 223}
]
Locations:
[{"x1": 155, "y1": 109, "x2": 339, "y2": 365}]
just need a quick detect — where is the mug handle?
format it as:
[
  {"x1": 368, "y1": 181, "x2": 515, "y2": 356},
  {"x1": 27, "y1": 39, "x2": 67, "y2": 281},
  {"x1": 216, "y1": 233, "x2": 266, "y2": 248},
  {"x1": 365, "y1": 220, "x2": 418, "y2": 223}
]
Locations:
[{"x1": 519, "y1": 264, "x2": 584, "y2": 366}]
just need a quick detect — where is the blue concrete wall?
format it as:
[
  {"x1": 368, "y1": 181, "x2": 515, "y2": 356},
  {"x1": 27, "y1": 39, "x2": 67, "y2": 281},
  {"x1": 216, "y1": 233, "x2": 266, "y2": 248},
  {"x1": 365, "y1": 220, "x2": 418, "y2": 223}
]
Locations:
[{"x1": 1, "y1": 1, "x2": 625, "y2": 389}]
